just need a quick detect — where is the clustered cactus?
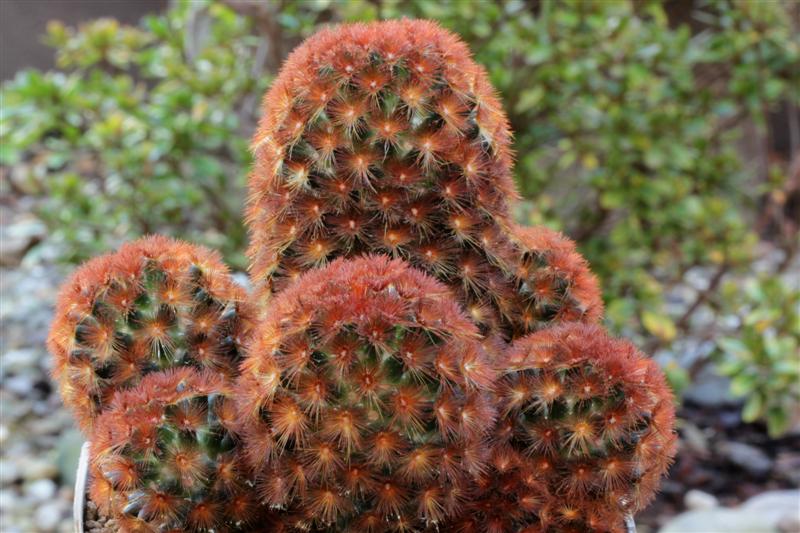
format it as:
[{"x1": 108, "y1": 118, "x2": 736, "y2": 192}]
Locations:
[
  {"x1": 48, "y1": 236, "x2": 254, "y2": 432},
  {"x1": 49, "y1": 19, "x2": 676, "y2": 532},
  {"x1": 455, "y1": 324, "x2": 676, "y2": 532}
]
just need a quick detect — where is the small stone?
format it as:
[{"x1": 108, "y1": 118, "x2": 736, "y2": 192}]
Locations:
[
  {"x1": 4, "y1": 374, "x2": 35, "y2": 396},
  {"x1": 1, "y1": 396, "x2": 33, "y2": 420},
  {"x1": 681, "y1": 421, "x2": 710, "y2": 458},
  {"x1": 34, "y1": 501, "x2": 65, "y2": 531},
  {"x1": 0, "y1": 216, "x2": 45, "y2": 267},
  {"x1": 663, "y1": 490, "x2": 800, "y2": 533},
  {"x1": 778, "y1": 515, "x2": 800, "y2": 533},
  {"x1": 85, "y1": 500, "x2": 98, "y2": 520},
  {"x1": 743, "y1": 490, "x2": 800, "y2": 512},
  {"x1": 25, "y1": 478, "x2": 57, "y2": 501},
  {"x1": 721, "y1": 441, "x2": 774, "y2": 477},
  {"x1": 683, "y1": 368, "x2": 737, "y2": 408},
  {"x1": 0, "y1": 349, "x2": 40, "y2": 374},
  {"x1": 775, "y1": 452, "x2": 800, "y2": 485},
  {"x1": 17, "y1": 456, "x2": 58, "y2": 480},
  {"x1": 685, "y1": 489, "x2": 719, "y2": 510},
  {"x1": 0, "y1": 459, "x2": 20, "y2": 483},
  {"x1": 0, "y1": 488, "x2": 17, "y2": 511}
]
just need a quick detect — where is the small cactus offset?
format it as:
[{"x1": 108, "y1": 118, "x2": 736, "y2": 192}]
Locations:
[
  {"x1": 456, "y1": 323, "x2": 677, "y2": 532},
  {"x1": 48, "y1": 236, "x2": 254, "y2": 432},
  {"x1": 236, "y1": 255, "x2": 498, "y2": 530},
  {"x1": 476, "y1": 224, "x2": 604, "y2": 339},
  {"x1": 89, "y1": 368, "x2": 270, "y2": 532}
]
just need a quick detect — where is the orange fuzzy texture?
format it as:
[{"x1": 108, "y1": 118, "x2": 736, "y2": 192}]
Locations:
[
  {"x1": 236, "y1": 255, "x2": 498, "y2": 530},
  {"x1": 455, "y1": 324, "x2": 677, "y2": 532},
  {"x1": 47, "y1": 235, "x2": 254, "y2": 433},
  {"x1": 487, "y1": 224, "x2": 604, "y2": 338},
  {"x1": 246, "y1": 20, "x2": 518, "y2": 300},
  {"x1": 89, "y1": 368, "x2": 273, "y2": 532}
]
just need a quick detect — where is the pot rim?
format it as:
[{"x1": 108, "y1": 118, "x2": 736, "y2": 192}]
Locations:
[{"x1": 73, "y1": 441, "x2": 90, "y2": 533}]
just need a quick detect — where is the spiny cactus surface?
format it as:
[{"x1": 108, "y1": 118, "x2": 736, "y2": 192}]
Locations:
[
  {"x1": 89, "y1": 368, "x2": 271, "y2": 532},
  {"x1": 48, "y1": 236, "x2": 254, "y2": 432},
  {"x1": 246, "y1": 20, "x2": 516, "y2": 295},
  {"x1": 44, "y1": 18, "x2": 678, "y2": 533},
  {"x1": 454, "y1": 323, "x2": 676, "y2": 532},
  {"x1": 474, "y1": 224, "x2": 604, "y2": 339},
  {"x1": 236, "y1": 255, "x2": 498, "y2": 530}
]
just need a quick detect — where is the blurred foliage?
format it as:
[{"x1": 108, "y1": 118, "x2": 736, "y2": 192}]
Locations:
[
  {"x1": 1, "y1": 2, "x2": 271, "y2": 267},
  {"x1": 716, "y1": 277, "x2": 800, "y2": 436},
  {"x1": 1, "y1": 0, "x2": 799, "y2": 426}
]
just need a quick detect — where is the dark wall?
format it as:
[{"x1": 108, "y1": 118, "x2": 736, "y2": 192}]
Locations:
[{"x1": 0, "y1": 0, "x2": 167, "y2": 80}]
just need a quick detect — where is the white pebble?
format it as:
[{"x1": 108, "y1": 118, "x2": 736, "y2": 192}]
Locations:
[{"x1": 685, "y1": 489, "x2": 719, "y2": 510}]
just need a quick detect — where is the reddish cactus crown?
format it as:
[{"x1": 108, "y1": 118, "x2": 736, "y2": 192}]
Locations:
[
  {"x1": 46, "y1": 19, "x2": 677, "y2": 532},
  {"x1": 455, "y1": 324, "x2": 677, "y2": 532},
  {"x1": 47, "y1": 236, "x2": 254, "y2": 432},
  {"x1": 236, "y1": 255, "x2": 498, "y2": 530},
  {"x1": 89, "y1": 368, "x2": 273, "y2": 532},
  {"x1": 246, "y1": 20, "x2": 518, "y2": 302}
]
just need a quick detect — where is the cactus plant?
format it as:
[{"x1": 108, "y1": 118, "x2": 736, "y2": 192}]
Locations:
[
  {"x1": 48, "y1": 235, "x2": 254, "y2": 432},
  {"x1": 88, "y1": 367, "x2": 271, "y2": 532},
  {"x1": 236, "y1": 254, "x2": 498, "y2": 530},
  {"x1": 453, "y1": 323, "x2": 677, "y2": 532}
]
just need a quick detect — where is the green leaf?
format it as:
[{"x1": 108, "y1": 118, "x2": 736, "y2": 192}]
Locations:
[
  {"x1": 766, "y1": 408, "x2": 789, "y2": 437},
  {"x1": 741, "y1": 393, "x2": 764, "y2": 422},
  {"x1": 730, "y1": 373, "x2": 755, "y2": 397},
  {"x1": 515, "y1": 86, "x2": 545, "y2": 113},
  {"x1": 717, "y1": 338, "x2": 750, "y2": 360},
  {"x1": 641, "y1": 310, "x2": 677, "y2": 342}
]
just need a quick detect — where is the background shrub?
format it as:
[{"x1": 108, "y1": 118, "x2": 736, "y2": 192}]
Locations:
[
  {"x1": 715, "y1": 276, "x2": 800, "y2": 436},
  {"x1": 2, "y1": 0, "x2": 798, "y2": 431}
]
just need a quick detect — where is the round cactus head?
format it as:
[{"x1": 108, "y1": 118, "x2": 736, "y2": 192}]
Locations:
[
  {"x1": 484, "y1": 224, "x2": 604, "y2": 338},
  {"x1": 47, "y1": 236, "x2": 254, "y2": 432},
  {"x1": 246, "y1": 19, "x2": 518, "y2": 302},
  {"x1": 88, "y1": 368, "x2": 272, "y2": 532},
  {"x1": 236, "y1": 255, "x2": 498, "y2": 530},
  {"x1": 459, "y1": 323, "x2": 676, "y2": 531}
]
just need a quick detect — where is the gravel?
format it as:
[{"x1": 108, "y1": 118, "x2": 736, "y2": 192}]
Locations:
[
  {"x1": 1, "y1": 242, "x2": 74, "y2": 533},
  {"x1": 84, "y1": 500, "x2": 118, "y2": 533}
]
